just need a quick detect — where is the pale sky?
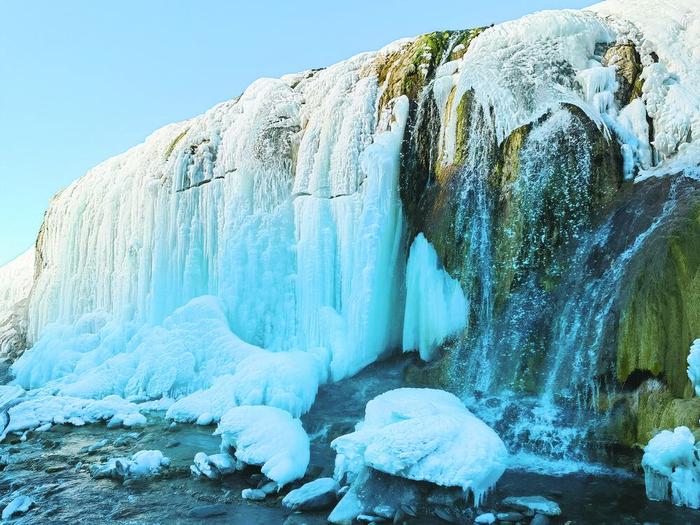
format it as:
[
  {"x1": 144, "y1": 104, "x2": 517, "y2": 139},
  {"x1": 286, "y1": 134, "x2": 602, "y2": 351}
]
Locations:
[{"x1": 0, "y1": 0, "x2": 592, "y2": 265}]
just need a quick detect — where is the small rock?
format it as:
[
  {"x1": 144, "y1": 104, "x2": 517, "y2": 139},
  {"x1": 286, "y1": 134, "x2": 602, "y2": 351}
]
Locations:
[
  {"x1": 247, "y1": 473, "x2": 263, "y2": 487},
  {"x1": 373, "y1": 505, "x2": 395, "y2": 519},
  {"x1": 188, "y1": 504, "x2": 231, "y2": 518},
  {"x1": 475, "y1": 512, "x2": 496, "y2": 524},
  {"x1": 531, "y1": 514, "x2": 550, "y2": 525},
  {"x1": 260, "y1": 481, "x2": 278, "y2": 494},
  {"x1": 86, "y1": 438, "x2": 110, "y2": 454},
  {"x1": 496, "y1": 511, "x2": 525, "y2": 522},
  {"x1": 501, "y1": 496, "x2": 561, "y2": 517},
  {"x1": 282, "y1": 478, "x2": 340, "y2": 511},
  {"x1": 434, "y1": 506, "x2": 459, "y2": 523},
  {"x1": 241, "y1": 488, "x2": 266, "y2": 501},
  {"x1": 400, "y1": 503, "x2": 417, "y2": 517},
  {"x1": 357, "y1": 515, "x2": 385, "y2": 523},
  {"x1": 1, "y1": 495, "x2": 34, "y2": 520},
  {"x1": 113, "y1": 432, "x2": 140, "y2": 447}
]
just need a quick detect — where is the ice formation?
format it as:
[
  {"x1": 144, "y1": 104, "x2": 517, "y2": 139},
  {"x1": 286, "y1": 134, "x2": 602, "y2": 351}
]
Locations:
[
  {"x1": 402, "y1": 234, "x2": 467, "y2": 361},
  {"x1": 0, "y1": 0, "x2": 698, "y2": 476},
  {"x1": 688, "y1": 339, "x2": 700, "y2": 396},
  {"x1": 0, "y1": 249, "x2": 34, "y2": 358},
  {"x1": 282, "y1": 477, "x2": 341, "y2": 511},
  {"x1": 1, "y1": 394, "x2": 146, "y2": 439},
  {"x1": 214, "y1": 405, "x2": 310, "y2": 487},
  {"x1": 332, "y1": 388, "x2": 508, "y2": 506},
  {"x1": 91, "y1": 450, "x2": 170, "y2": 480},
  {"x1": 642, "y1": 426, "x2": 700, "y2": 509}
]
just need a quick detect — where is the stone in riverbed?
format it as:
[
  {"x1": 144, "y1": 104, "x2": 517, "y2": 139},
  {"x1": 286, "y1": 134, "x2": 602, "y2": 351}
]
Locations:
[
  {"x1": 474, "y1": 512, "x2": 496, "y2": 524},
  {"x1": 531, "y1": 514, "x2": 551, "y2": 525},
  {"x1": 1, "y1": 495, "x2": 34, "y2": 520},
  {"x1": 282, "y1": 477, "x2": 340, "y2": 511},
  {"x1": 242, "y1": 488, "x2": 266, "y2": 501},
  {"x1": 501, "y1": 496, "x2": 561, "y2": 516},
  {"x1": 188, "y1": 504, "x2": 231, "y2": 518},
  {"x1": 496, "y1": 511, "x2": 525, "y2": 522}
]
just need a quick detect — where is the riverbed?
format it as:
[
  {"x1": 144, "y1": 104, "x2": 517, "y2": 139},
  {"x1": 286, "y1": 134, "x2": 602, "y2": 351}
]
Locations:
[{"x1": 1, "y1": 357, "x2": 699, "y2": 524}]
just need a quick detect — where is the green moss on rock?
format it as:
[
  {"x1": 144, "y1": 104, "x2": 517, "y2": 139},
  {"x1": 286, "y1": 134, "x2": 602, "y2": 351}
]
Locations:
[{"x1": 616, "y1": 201, "x2": 700, "y2": 397}]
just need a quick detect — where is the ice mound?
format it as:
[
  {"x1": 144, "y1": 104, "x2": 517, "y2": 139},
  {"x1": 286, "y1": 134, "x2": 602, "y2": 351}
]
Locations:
[
  {"x1": 91, "y1": 450, "x2": 170, "y2": 480},
  {"x1": 688, "y1": 339, "x2": 700, "y2": 397},
  {"x1": 332, "y1": 388, "x2": 508, "y2": 506},
  {"x1": 402, "y1": 234, "x2": 467, "y2": 361},
  {"x1": 167, "y1": 350, "x2": 323, "y2": 422},
  {"x1": 2, "y1": 394, "x2": 146, "y2": 440},
  {"x1": 214, "y1": 405, "x2": 309, "y2": 487},
  {"x1": 642, "y1": 426, "x2": 700, "y2": 509},
  {"x1": 12, "y1": 296, "x2": 323, "y2": 424}
]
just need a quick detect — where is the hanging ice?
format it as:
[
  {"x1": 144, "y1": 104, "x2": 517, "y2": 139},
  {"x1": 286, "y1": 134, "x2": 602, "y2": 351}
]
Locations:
[{"x1": 403, "y1": 233, "x2": 467, "y2": 361}]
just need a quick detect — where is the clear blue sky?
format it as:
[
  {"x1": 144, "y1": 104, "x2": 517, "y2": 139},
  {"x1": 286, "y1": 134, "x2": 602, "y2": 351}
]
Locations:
[{"x1": 0, "y1": 0, "x2": 592, "y2": 265}]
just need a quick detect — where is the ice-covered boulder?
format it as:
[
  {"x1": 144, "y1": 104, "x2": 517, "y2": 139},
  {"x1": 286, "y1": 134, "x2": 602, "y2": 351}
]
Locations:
[
  {"x1": 501, "y1": 495, "x2": 561, "y2": 516},
  {"x1": 191, "y1": 451, "x2": 237, "y2": 479},
  {"x1": 332, "y1": 388, "x2": 508, "y2": 507},
  {"x1": 214, "y1": 405, "x2": 309, "y2": 487},
  {"x1": 282, "y1": 477, "x2": 341, "y2": 511},
  {"x1": 642, "y1": 426, "x2": 700, "y2": 509},
  {"x1": 91, "y1": 450, "x2": 170, "y2": 481}
]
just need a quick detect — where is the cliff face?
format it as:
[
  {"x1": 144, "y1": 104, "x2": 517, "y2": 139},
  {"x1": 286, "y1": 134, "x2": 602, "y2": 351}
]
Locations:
[
  {"x1": 4, "y1": 0, "x2": 700, "y2": 462},
  {"x1": 0, "y1": 249, "x2": 34, "y2": 361}
]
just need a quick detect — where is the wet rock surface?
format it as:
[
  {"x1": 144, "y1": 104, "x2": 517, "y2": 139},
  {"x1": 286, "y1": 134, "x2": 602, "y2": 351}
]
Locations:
[{"x1": 0, "y1": 357, "x2": 699, "y2": 524}]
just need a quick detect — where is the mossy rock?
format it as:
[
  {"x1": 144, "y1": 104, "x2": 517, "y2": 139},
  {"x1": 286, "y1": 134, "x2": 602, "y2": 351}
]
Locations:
[
  {"x1": 602, "y1": 42, "x2": 643, "y2": 105},
  {"x1": 616, "y1": 200, "x2": 700, "y2": 397},
  {"x1": 607, "y1": 382, "x2": 700, "y2": 448}
]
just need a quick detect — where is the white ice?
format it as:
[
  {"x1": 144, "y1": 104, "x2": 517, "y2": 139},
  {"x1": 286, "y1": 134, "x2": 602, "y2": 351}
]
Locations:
[
  {"x1": 642, "y1": 426, "x2": 700, "y2": 509},
  {"x1": 332, "y1": 388, "x2": 508, "y2": 507},
  {"x1": 403, "y1": 233, "x2": 467, "y2": 361},
  {"x1": 688, "y1": 339, "x2": 700, "y2": 396},
  {"x1": 92, "y1": 450, "x2": 170, "y2": 480},
  {"x1": 2, "y1": 394, "x2": 146, "y2": 440},
  {"x1": 214, "y1": 405, "x2": 310, "y2": 487}
]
